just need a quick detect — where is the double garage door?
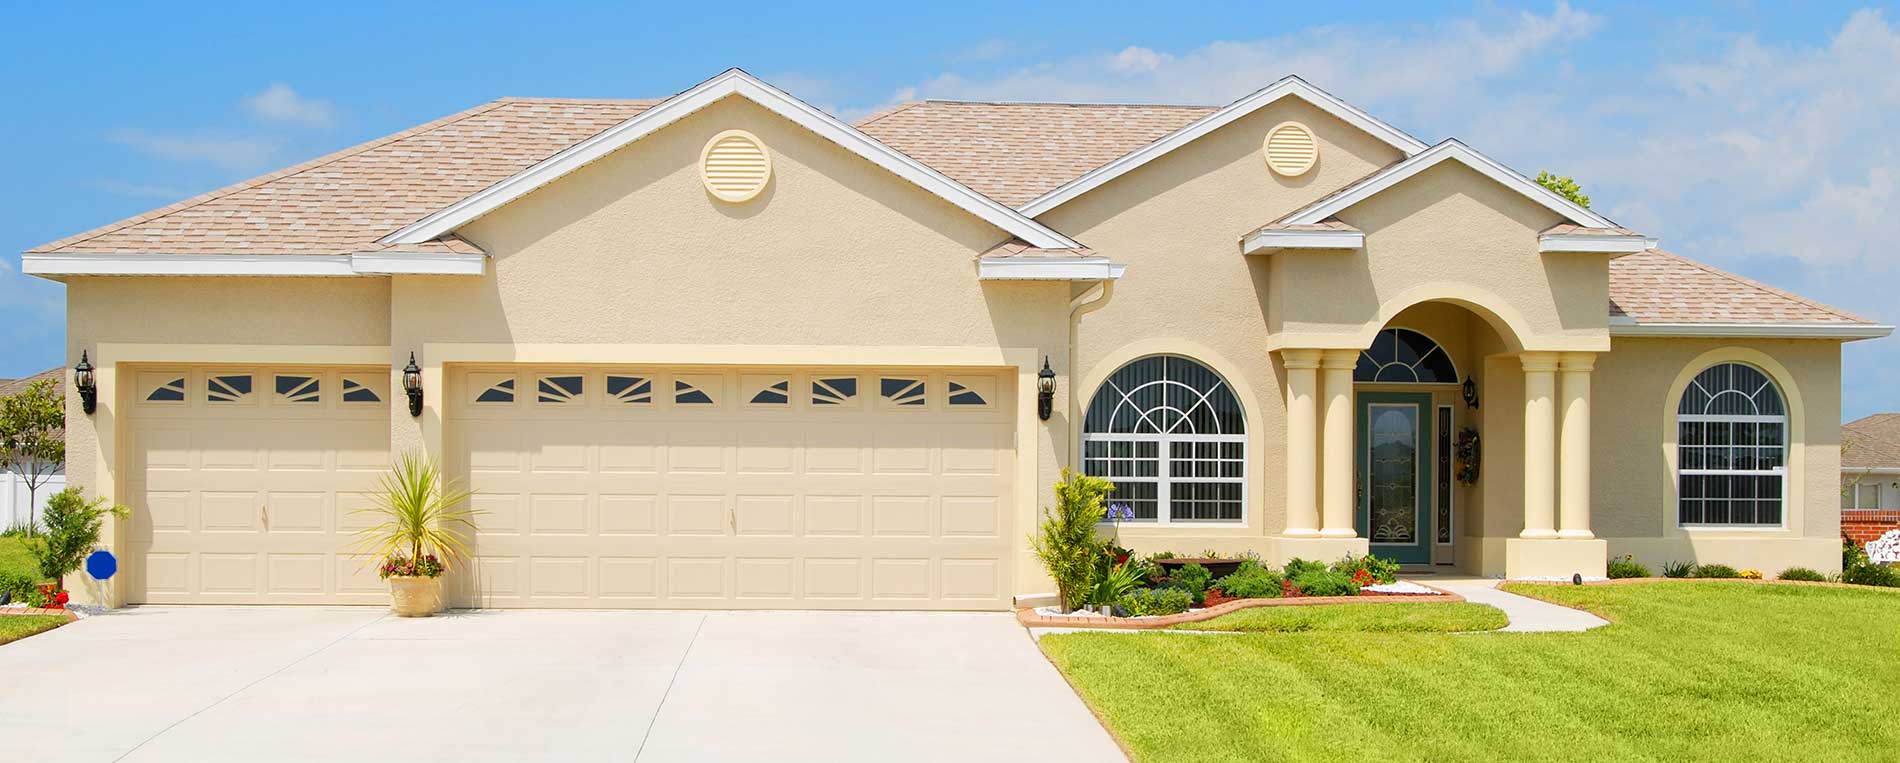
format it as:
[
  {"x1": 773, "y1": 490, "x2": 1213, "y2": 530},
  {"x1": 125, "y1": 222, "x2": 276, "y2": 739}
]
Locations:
[{"x1": 123, "y1": 364, "x2": 1016, "y2": 610}]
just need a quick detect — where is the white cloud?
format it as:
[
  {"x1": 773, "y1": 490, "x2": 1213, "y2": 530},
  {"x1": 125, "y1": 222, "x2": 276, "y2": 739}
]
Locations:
[
  {"x1": 106, "y1": 129, "x2": 284, "y2": 171},
  {"x1": 243, "y1": 83, "x2": 337, "y2": 129}
]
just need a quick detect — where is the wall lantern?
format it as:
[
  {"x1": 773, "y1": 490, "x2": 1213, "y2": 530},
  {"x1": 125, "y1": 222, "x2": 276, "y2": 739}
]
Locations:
[
  {"x1": 1461, "y1": 376, "x2": 1480, "y2": 410},
  {"x1": 1036, "y1": 356, "x2": 1057, "y2": 421},
  {"x1": 402, "y1": 353, "x2": 423, "y2": 417},
  {"x1": 73, "y1": 351, "x2": 97, "y2": 415}
]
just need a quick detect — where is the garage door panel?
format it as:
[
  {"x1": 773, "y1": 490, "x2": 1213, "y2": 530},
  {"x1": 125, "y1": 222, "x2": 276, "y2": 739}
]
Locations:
[
  {"x1": 446, "y1": 366, "x2": 1015, "y2": 610},
  {"x1": 125, "y1": 364, "x2": 391, "y2": 604}
]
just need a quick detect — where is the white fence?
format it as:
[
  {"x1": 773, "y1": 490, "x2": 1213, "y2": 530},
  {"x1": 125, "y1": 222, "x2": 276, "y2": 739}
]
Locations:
[{"x1": 3, "y1": 470, "x2": 66, "y2": 532}]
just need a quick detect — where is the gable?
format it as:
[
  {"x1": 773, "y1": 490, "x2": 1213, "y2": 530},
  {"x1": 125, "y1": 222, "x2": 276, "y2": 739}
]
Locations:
[{"x1": 1280, "y1": 140, "x2": 1616, "y2": 229}]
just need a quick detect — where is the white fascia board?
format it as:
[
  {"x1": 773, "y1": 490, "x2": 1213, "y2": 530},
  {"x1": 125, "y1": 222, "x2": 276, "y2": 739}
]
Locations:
[
  {"x1": 1538, "y1": 234, "x2": 1656, "y2": 254},
  {"x1": 1609, "y1": 321, "x2": 1894, "y2": 340},
  {"x1": 1241, "y1": 228, "x2": 1365, "y2": 254},
  {"x1": 1282, "y1": 140, "x2": 1620, "y2": 230},
  {"x1": 350, "y1": 251, "x2": 487, "y2": 275},
  {"x1": 23, "y1": 252, "x2": 356, "y2": 277},
  {"x1": 22, "y1": 251, "x2": 486, "y2": 277},
  {"x1": 383, "y1": 69, "x2": 1079, "y2": 251},
  {"x1": 1019, "y1": 76, "x2": 1428, "y2": 218},
  {"x1": 978, "y1": 257, "x2": 1126, "y2": 281}
]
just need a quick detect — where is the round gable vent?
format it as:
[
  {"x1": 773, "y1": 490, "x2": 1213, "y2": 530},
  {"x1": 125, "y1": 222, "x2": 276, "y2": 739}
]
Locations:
[
  {"x1": 1263, "y1": 121, "x2": 1318, "y2": 177},
  {"x1": 700, "y1": 129, "x2": 773, "y2": 202}
]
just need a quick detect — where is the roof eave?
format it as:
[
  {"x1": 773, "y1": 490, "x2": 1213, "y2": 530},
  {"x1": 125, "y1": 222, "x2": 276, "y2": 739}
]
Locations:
[
  {"x1": 21, "y1": 251, "x2": 488, "y2": 279},
  {"x1": 1607, "y1": 318, "x2": 1893, "y2": 341},
  {"x1": 977, "y1": 257, "x2": 1126, "y2": 281}
]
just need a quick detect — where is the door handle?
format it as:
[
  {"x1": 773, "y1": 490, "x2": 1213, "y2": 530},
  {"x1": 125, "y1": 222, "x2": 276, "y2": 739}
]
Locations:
[
  {"x1": 728, "y1": 505, "x2": 736, "y2": 533},
  {"x1": 261, "y1": 504, "x2": 270, "y2": 530}
]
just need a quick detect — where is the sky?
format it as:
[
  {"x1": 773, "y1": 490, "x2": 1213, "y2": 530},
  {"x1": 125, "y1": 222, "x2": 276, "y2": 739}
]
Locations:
[{"x1": 2, "y1": 2, "x2": 1897, "y2": 419}]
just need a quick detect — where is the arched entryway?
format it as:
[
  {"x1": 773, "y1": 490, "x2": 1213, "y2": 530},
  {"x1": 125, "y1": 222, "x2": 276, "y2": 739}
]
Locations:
[{"x1": 1353, "y1": 326, "x2": 1460, "y2": 565}]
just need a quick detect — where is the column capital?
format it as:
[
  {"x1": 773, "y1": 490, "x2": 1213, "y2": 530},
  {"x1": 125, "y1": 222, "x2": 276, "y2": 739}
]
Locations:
[
  {"x1": 1558, "y1": 351, "x2": 1597, "y2": 373},
  {"x1": 1280, "y1": 348, "x2": 1323, "y2": 370},
  {"x1": 1320, "y1": 348, "x2": 1359, "y2": 370},
  {"x1": 1519, "y1": 351, "x2": 1561, "y2": 373}
]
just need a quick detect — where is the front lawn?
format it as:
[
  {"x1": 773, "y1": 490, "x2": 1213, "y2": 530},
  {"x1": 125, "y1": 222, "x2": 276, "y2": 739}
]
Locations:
[
  {"x1": 0, "y1": 535, "x2": 38, "y2": 580},
  {"x1": 1042, "y1": 581, "x2": 1900, "y2": 762},
  {"x1": 0, "y1": 614, "x2": 65, "y2": 645},
  {"x1": 1169, "y1": 602, "x2": 1506, "y2": 633}
]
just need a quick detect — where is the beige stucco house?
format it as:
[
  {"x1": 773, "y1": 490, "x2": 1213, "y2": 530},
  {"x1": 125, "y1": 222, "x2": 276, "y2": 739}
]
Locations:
[{"x1": 26, "y1": 69, "x2": 1889, "y2": 609}]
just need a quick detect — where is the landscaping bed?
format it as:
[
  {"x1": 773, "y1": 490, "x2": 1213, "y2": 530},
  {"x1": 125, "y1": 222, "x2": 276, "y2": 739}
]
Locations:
[{"x1": 1020, "y1": 581, "x2": 1460, "y2": 630}]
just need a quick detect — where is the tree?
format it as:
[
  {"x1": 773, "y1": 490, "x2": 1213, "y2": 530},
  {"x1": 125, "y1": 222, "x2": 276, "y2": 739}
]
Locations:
[
  {"x1": 29, "y1": 487, "x2": 125, "y2": 587},
  {"x1": 1535, "y1": 171, "x2": 1591, "y2": 208},
  {"x1": 0, "y1": 378, "x2": 66, "y2": 537}
]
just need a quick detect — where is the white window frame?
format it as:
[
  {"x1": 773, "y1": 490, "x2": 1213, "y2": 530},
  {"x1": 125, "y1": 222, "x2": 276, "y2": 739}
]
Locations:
[
  {"x1": 1677, "y1": 369, "x2": 1789, "y2": 530},
  {"x1": 1081, "y1": 356, "x2": 1248, "y2": 526}
]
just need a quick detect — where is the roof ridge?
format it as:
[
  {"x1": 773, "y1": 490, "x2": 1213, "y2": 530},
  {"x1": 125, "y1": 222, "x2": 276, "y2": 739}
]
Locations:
[
  {"x1": 913, "y1": 98, "x2": 1220, "y2": 108},
  {"x1": 1646, "y1": 249, "x2": 1872, "y2": 324},
  {"x1": 494, "y1": 96, "x2": 665, "y2": 105},
  {"x1": 28, "y1": 98, "x2": 521, "y2": 254}
]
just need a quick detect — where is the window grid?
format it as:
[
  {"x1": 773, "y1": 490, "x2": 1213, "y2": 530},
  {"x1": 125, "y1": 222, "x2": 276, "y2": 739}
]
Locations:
[
  {"x1": 1676, "y1": 363, "x2": 1786, "y2": 528},
  {"x1": 1081, "y1": 355, "x2": 1248, "y2": 524}
]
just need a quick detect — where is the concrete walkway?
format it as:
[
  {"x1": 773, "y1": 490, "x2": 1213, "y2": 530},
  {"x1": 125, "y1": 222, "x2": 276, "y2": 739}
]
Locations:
[
  {"x1": 1430, "y1": 579, "x2": 1610, "y2": 632},
  {"x1": 0, "y1": 607, "x2": 1124, "y2": 763}
]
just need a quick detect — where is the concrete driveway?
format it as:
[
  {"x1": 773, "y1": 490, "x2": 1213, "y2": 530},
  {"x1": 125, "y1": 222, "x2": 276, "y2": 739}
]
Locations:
[{"x1": 0, "y1": 607, "x2": 1123, "y2": 762}]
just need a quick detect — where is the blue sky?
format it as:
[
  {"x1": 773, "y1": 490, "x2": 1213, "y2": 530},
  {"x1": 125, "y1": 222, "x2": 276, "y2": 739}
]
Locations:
[{"x1": 4, "y1": 2, "x2": 1897, "y2": 418}]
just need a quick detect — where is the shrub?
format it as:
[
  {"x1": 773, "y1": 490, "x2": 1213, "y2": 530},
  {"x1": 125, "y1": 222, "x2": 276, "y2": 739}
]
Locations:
[
  {"x1": 1692, "y1": 563, "x2": 1742, "y2": 579},
  {"x1": 1605, "y1": 554, "x2": 1650, "y2": 579},
  {"x1": 1777, "y1": 567, "x2": 1826, "y2": 582},
  {"x1": 1283, "y1": 557, "x2": 1328, "y2": 579},
  {"x1": 0, "y1": 571, "x2": 36, "y2": 604},
  {"x1": 1170, "y1": 562, "x2": 1213, "y2": 604},
  {"x1": 1029, "y1": 470, "x2": 1113, "y2": 611},
  {"x1": 1291, "y1": 568, "x2": 1360, "y2": 597},
  {"x1": 352, "y1": 452, "x2": 479, "y2": 582},
  {"x1": 29, "y1": 488, "x2": 128, "y2": 586},
  {"x1": 1116, "y1": 587, "x2": 1195, "y2": 617},
  {"x1": 1086, "y1": 561, "x2": 1145, "y2": 607},
  {"x1": 1332, "y1": 553, "x2": 1400, "y2": 585},
  {"x1": 1661, "y1": 560, "x2": 1696, "y2": 578},
  {"x1": 1214, "y1": 560, "x2": 1284, "y2": 599},
  {"x1": 1843, "y1": 560, "x2": 1900, "y2": 588}
]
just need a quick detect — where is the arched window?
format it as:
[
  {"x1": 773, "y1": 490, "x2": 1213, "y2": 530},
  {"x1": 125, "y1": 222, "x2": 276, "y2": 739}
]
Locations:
[
  {"x1": 1677, "y1": 362, "x2": 1787, "y2": 527},
  {"x1": 1355, "y1": 328, "x2": 1458, "y2": 383},
  {"x1": 1082, "y1": 355, "x2": 1245, "y2": 523}
]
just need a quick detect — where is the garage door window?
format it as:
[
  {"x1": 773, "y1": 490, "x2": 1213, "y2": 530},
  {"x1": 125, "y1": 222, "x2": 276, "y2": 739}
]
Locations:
[
  {"x1": 606, "y1": 375, "x2": 653, "y2": 405},
  {"x1": 747, "y1": 377, "x2": 792, "y2": 406},
  {"x1": 1082, "y1": 355, "x2": 1246, "y2": 524},
  {"x1": 144, "y1": 375, "x2": 187, "y2": 403},
  {"x1": 474, "y1": 376, "x2": 516, "y2": 404},
  {"x1": 812, "y1": 377, "x2": 859, "y2": 406},
  {"x1": 340, "y1": 376, "x2": 384, "y2": 404},
  {"x1": 880, "y1": 377, "x2": 926, "y2": 407},
  {"x1": 275, "y1": 375, "x2": 321, "y2": 404},
  {"x1": 537, "y1": 375, "x2": 584, "y2": 405},
  {"x1": 674, "y1": 376, "x2": 717, "y2": 405},
  {"x1": 207, "y1": 374, "x2": 254, "y2": 404}
]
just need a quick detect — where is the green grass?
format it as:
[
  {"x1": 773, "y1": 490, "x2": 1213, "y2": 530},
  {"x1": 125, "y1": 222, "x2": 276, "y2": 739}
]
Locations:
[
  {"x1": 1042, "y1": 581, "x2": 1900, "y2": 762},
  {"x1": 1170, "y1": 602, "x2": 1506, "y2": 633},
  {"x1": 0, "y1": 535, "x2": 39, "y2": 580},
  {"x1": 0, "y1": 614, "x2": 65, "y2": 645}
]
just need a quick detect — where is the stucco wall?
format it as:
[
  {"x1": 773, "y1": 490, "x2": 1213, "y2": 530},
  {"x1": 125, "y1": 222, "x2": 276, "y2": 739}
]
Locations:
[
  {"x1": 1592, "y1": 336, "x2": 1843, "y2": 572},
  {"x1": 1038, "y1": 96, "x2": 1404, "y2": 554}
]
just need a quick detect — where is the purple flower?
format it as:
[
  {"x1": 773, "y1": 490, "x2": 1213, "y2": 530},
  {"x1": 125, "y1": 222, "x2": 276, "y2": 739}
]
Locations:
[{"x1": 1107, "y1": 503, "x2": 1135, "y2": 522}]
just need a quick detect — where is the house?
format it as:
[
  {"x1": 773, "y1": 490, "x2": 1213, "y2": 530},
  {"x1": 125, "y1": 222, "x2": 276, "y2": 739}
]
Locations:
[
  {"x1": 0, "y1": 366, "x2": 66, "y2": 532},
  {"x1": 23, "y1": 69, "x2": 1888, "y2": 609},
  {"x1": 1841, "y1": 414, "x2": 1900, "y2": 544}
]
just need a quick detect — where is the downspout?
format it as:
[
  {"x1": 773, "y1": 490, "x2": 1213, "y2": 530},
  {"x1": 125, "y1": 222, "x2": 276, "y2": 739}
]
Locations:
[{"x1": 1066, "y1": 279, "x2": 1117, "y2": 468}]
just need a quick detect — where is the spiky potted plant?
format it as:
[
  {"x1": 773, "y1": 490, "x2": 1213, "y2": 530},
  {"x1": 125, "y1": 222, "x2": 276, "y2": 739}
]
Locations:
[{"x1": 352, "y1": 452, "x2": 479, "y2": 617}]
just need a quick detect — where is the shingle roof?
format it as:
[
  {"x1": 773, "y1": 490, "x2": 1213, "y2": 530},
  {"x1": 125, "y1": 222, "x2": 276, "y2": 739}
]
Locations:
[
  {"x1": 855, "y1": 100, "x2": 1218, "y2": 208},
  {"x1": 0, "y1": 368, "x2": 62, "y2": 398},
  {"x1": 1845, "y1": 414, "x2": 1900, "y2": 470},
  {"x1": 31, "y1": 98, "x2": 659, "y2": 256},
  {"x1": 1607, "y1": 249, "x2": 1870, "y2": 325}
]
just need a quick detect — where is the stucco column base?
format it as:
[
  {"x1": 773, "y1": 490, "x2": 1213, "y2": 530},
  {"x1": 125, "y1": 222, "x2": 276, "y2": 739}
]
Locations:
[
  {"x1": 1274, "y1": 536, "x2": 1371, "y2": 564},
  {"x1": 1504, "y1": 538, "x2": 1608, "y2": 580}
]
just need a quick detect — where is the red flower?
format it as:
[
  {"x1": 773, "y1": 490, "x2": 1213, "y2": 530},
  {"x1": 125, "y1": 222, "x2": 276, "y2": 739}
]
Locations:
[
  {"x1": 54, "y1": 591, "x2": 70, "y2": 604},
  {"x1": 1116, "y1": 554, "x2": 1129, "y2": 564}
]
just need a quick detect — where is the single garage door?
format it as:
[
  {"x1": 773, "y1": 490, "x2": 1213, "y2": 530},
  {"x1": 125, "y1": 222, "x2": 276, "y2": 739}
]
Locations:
[
  {"x1": 446, "y1": 366, "x2": 1016, "y2": 610},
  {"x1": 124, "y1": 366, "x2": 391, "y2": 604}
]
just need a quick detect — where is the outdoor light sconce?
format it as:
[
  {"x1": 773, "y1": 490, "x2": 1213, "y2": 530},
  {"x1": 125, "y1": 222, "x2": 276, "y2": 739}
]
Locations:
[
  {"x1": 1461, "y1": 376, "x2": 1480, "y2": 410},
  {"x1": 1036, "y1": 356, "x2": 1057, "y2": 421},
  {"x1": 73, "y1": 351, "x2": 97, "y2": 415},
  {"x1": 402, "y1": 353, "x2": 423, "y2": 417}
]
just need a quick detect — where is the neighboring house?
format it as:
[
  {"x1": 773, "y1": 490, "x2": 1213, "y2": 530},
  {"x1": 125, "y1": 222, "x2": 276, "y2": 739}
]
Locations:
[
  {"x1": 0, "y1": 367, "x2": 67, "y2": 531},
  {"x1": 1841, "y1": 413, "x2": 1900, "y2": 544},
  {"x1": 22, "y1": 69, "x2": 1889, "y2": 609}
]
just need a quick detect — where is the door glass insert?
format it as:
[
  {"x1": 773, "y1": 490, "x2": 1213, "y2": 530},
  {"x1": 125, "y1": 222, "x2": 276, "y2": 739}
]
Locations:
[{"x1": 1367, "y1": 404, "x2": 1419, "y2": 544}]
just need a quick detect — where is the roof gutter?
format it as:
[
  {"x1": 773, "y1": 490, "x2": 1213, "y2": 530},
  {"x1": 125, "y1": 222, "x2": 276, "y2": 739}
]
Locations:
[
  {"x1": 21, "y1": 252, "x2": 487, "y2": 279},
  {"x1": 1608, "y1": 320, "x2": 1893, "y2": 341}
]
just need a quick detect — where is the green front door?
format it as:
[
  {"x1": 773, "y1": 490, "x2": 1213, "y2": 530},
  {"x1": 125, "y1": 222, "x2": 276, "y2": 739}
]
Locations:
[{"x1": 1356, "y1": 392, "x2": 1433, "y2": 564}]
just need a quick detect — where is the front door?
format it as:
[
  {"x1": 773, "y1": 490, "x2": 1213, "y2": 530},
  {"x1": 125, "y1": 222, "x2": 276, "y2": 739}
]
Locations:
[{"x1": 1356, "y1": 392, "x2": 1432, "y2": 564}]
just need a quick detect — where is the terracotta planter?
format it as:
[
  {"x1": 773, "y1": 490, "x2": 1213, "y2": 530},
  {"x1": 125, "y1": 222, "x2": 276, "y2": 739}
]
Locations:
[{"x1": 387, "y1": 575, "x2": 441, "y2": 617}]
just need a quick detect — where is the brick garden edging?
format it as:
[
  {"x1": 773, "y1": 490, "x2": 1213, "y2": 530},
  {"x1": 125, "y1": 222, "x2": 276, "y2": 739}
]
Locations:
[
  {"x1": 0, "y1": 606, "x2": 78, "y2": 620},
  {"x1": 1016, "y1": 583, "x2": 1465, "y2": 630}
]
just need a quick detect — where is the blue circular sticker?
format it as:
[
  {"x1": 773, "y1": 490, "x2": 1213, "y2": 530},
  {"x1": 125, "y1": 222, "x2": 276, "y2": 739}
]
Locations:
[{"x1": 86, "y1": 550, "x2": 118, "y2": 581}]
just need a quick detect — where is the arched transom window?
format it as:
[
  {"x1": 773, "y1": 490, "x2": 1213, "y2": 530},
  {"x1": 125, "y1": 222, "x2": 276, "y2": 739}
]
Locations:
[
  {"x1": 1677, "y1": 362, "x2": 1787, "y2": 527},
  {"x1": 1355, "y1": 328, "x2": 1457, "y2": 383},
  {"x1": 1082, "y1": 355, "x2": 1245, "y2": 523}
]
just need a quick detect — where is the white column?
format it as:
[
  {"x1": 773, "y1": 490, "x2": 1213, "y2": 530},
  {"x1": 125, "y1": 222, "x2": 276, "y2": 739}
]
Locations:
[
  {"x1": 1520, "y1": 352, "x2": 1559, "y2": 539},
  {"x1": 1558, "y1": 352, "x2": 1596, "y2": 539},
  {"x1": 1282, "y1": 349, "x2": 1321, "y2": 537},
  {"x1": 1320, "y1": 349, "x2": 1359, "y2": 538}
]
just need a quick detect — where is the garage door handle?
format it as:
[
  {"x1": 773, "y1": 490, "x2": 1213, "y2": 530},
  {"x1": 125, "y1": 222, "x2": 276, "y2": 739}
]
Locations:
[
  {"x1": 728, "y1": 505, "x2": 736, "y2": 533},
  {"x1": 261, "y1": 504, "x2": 269, "y2": 530}
]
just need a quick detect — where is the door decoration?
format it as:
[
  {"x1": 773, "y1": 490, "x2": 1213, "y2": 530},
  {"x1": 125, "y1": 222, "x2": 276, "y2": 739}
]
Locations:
[{"x1": 1454, "y1": 427, "x2": 1481, "y2": 485}]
